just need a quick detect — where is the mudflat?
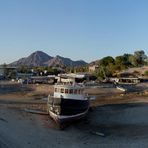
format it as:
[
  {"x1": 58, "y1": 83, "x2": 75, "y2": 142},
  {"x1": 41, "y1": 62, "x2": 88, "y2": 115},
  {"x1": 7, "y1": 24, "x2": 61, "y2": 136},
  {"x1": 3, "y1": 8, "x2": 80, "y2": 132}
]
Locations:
[{"x1": 0, "y1": 82, "x2": 148, "y2": 148}]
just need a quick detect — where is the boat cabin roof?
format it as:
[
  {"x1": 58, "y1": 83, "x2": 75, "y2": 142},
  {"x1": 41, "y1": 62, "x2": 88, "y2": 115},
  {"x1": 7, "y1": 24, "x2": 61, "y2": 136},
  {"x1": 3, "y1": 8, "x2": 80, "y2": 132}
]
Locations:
[{"x1": 54, "y1": 83, "x2": 83, "y2": 89}]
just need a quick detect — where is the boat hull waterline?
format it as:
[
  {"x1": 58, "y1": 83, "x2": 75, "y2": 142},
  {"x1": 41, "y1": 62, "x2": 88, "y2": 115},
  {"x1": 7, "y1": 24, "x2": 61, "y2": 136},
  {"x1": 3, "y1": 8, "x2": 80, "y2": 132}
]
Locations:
[{"x1": 49, "y1": 107, "x2": 89, "y2": 124}]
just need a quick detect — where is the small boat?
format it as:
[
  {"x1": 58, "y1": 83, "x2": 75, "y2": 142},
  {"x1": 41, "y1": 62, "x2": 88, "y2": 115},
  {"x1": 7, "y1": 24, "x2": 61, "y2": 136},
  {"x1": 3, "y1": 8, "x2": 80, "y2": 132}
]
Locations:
[
  {"x1": 47, "y1": 80, "x2": 90, "y2": 125},
  {"x1": 116, "y1": 86, "x2": 127, "y2": 92}
]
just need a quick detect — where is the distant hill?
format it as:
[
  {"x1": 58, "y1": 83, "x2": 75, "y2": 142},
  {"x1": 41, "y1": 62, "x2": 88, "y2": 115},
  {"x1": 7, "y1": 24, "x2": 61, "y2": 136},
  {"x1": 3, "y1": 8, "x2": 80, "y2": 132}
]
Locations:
[
  {"x1": 10, "y1": 51, "x2": 52, "y2": 67},
  {"x1": 10, "y1": 51, "x2": 87, "y2": 67},
  {"x1": 88, "y1": 59, "x2": 100, "y2": 66},
  {"x1": 47, "y1": 55, "x2": 87, "y2": 67}
]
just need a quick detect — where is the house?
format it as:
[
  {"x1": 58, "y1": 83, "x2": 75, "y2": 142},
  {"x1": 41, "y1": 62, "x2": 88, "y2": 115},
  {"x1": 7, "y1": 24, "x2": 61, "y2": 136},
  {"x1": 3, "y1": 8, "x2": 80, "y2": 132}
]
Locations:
[
  {"x1": 0, "y1": 66, "x2": 17, "y2": 79},
  {"x1": 89, "y1": 65, "x2": 99, "y2": 72},
  {"x1": 0, "y1": 68, "x2": 5, "y2": 76},
  {"x1": 57, "y1": 73, "x2": 96, "y2": 83}
]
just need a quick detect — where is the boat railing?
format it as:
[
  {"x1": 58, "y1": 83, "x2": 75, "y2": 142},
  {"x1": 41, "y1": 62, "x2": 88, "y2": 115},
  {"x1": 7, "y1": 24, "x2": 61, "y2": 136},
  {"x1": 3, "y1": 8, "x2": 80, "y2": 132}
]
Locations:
[{"x1": 55, "y1": 82, "x2": 84, "y2": 87}]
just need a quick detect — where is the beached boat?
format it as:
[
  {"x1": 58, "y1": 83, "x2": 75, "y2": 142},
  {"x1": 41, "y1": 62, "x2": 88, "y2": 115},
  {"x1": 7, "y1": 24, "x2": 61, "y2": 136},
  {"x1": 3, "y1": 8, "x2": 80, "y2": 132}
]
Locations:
[{"x1": 47, "y1": 81, "x2": 90, "y2": 125}]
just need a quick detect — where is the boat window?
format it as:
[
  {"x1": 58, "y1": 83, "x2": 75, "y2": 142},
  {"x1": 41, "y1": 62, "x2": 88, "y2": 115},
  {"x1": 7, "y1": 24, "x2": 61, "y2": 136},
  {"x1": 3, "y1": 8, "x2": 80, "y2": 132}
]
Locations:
[
  {"x1": 65, "y1": 89, "x2": 68, "y2": 94},
  {"x1": 55, "y1": 88, "x2": 57, "y2": 92},
  {"x1": 69, "y1": 89, "x2": 73, "y2": 94},
  {"x1": 61, "y1": 88, "x2": 64, "y2": 93},
  {"x1": 77, "y1": 89, "x2": 81, "y2": 94},
  {"x1": 80, "y1": 89, "x2": 84, "y2": 94},
  {"x1": 74, "y1": 89, "x2": 77, "y2": 94}
]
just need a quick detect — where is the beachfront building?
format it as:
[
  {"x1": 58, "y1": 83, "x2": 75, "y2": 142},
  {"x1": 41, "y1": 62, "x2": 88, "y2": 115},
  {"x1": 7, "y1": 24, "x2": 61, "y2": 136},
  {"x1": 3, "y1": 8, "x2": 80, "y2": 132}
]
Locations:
[
  {"x1": 0, "y1": 68, "x2": 5, "y2": 76},
  {"x1": 0, "y1": 66, "x2": 17, "y2": 79},
  {"x1": 57, "y1": 73, "x2": 96, "y2": 83},
  {"x1": 89, "y1": 65, "x2": 99, "y2": 72}
]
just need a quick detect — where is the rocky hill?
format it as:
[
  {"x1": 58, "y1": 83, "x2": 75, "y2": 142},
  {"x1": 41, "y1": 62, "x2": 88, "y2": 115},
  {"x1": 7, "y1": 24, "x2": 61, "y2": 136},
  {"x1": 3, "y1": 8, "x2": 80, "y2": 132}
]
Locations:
[
  {"x1": 47, "y1": 55, "x2": 87, "y2": 67},
  {"x1": 10, "y1": 51, "x2": 87, "y2": 67},
  {"x1": 10, "y1": 51, "x2": 52, "y2": 67}
]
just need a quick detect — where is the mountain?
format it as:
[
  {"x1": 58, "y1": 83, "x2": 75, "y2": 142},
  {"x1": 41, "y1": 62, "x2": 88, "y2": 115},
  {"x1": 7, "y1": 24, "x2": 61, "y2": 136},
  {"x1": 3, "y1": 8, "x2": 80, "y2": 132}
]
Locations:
[
  {"x1": 47, "y1": 55, "x2": 87, "y2": 67},
  {"x1": 10, "y1": 51, "x2": 53, "y2": 67},
  {"x1": 10, "y1": 51, "x2": 87, "y2": 67},
  {"x1": 88, "y1": 59, "x2": 100, "y2": 66}
]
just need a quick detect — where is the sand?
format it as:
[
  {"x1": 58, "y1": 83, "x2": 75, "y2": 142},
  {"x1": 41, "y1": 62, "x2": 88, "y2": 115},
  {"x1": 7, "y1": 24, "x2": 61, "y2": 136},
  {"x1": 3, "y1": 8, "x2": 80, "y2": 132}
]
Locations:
[
  {"x1": 1, "y1": 103, "x2": 148, "y2": 147},
  {"x1": 0, "y1": 81, "x2": 148, "y2": 148}
]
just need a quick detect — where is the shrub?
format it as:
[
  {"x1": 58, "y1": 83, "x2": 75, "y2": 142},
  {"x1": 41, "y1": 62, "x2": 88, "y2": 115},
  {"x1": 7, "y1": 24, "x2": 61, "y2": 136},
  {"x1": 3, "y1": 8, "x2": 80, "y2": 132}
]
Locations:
[{"x1": 144, "y1": 71, "x2": 148, "y2": 76}]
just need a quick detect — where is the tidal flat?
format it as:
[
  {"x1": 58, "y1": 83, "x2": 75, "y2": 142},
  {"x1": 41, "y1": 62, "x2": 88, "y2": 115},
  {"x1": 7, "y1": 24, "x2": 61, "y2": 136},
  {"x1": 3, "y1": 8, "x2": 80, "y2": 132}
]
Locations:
[{"x1": 0, "y1": 82, "x2": 148, "y2": 148}]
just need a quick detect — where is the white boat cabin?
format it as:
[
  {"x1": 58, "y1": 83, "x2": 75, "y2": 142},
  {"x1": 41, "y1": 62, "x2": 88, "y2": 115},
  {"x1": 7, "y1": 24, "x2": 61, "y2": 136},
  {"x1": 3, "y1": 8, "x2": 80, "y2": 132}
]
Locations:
[{"x1": 53, "y1": 84, "x2": 87, "y2": 100}]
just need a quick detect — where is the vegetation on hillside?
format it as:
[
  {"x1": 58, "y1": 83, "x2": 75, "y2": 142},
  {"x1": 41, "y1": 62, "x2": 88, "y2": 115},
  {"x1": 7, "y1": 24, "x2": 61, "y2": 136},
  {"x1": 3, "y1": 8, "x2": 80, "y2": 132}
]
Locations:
[{"x1": 94, "y1": 50, "x2": 148, "y2": 79}]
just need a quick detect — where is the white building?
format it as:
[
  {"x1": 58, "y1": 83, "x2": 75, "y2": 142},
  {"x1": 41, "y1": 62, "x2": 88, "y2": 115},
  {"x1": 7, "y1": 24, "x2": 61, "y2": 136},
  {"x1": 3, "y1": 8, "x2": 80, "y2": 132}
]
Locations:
[{"x1": 89, "y1": 65, "x2": 99, "y2": 72}]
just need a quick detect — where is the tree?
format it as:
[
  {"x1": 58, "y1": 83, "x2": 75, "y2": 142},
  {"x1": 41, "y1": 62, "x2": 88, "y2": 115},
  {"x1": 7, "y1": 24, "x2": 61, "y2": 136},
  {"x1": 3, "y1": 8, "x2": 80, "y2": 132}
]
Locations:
[
  {"x1": 122, "y1": 54, "x2": 132, "y2": 66},
  {"x1": 128, "y1": 55, "x2": 138, "y2": 67},
  {"x1": 134, "y1": 50, "x2": 147, "y2": 65},
  {"x1": 144, "y1": 71, "x2": 148, "y2": 76},
  {"x1": 115, "y1": 54, "x2": 132, "y2": 67},
  {"x1": 94, "y1": 68, "x2": 105, "y2": 80},
  {"x1": 115, "y1": 56, "x2": 124, "y2": 65},
  {"x1": 94, "y1": 64, "x2": 113, "y2": 80},
  {"x1": 100, "y1": 56, "x2": 115, "y2": 66},
  {"x1": 74, "y1": 66, "x2": 88, "y2": 73},
  {"x1": 18, "y1": 65, "x2": 31, "y2": 73}
]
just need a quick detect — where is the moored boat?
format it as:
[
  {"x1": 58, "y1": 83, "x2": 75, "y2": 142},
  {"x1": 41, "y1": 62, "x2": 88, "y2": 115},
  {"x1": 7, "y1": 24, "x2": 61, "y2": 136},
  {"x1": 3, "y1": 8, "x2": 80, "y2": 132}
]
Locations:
[{"x1": 47, "y1": 81, "x2": 90, "y2": 125}]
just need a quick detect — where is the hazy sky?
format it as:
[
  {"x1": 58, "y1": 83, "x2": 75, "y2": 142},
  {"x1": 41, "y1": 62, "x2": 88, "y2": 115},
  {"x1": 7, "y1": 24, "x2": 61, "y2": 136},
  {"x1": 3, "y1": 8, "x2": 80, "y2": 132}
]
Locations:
[{"x1": 0, "y1": 0, "x2": 148, "y2": 64}]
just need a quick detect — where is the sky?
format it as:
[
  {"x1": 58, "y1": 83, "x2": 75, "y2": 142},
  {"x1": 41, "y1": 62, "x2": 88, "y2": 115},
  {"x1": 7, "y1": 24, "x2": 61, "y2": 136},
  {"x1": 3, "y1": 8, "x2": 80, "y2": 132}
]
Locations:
[{"x1": 0, "y1": 0, "x2": 148, "y2": 64}]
